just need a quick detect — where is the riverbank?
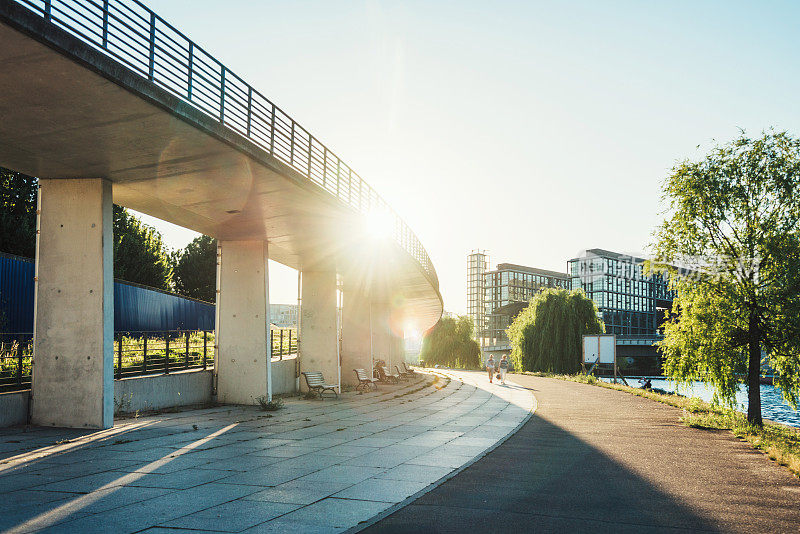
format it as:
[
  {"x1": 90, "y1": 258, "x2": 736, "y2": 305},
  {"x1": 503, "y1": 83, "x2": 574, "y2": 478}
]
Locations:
[{"x1": 521, "y1": 371, "x2": 800, "y2": 478}]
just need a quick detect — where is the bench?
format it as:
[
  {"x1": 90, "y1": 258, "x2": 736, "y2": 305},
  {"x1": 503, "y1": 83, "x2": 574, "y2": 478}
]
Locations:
[
  {"x1": 381, "y1": 366, "x2": 401, "y2": 384},
  {"x1": 354, "y1": 368, "x2": 378, "y2": 392},
  {"x1": 395, "y1": 365, "x2": 412, "y2": 379},
  {"x1": 301, "y1": 371, "x2": 338, "y2": 398},
  {"x1": 401, "y1": 362, "x2": 416, "y2": 375}
]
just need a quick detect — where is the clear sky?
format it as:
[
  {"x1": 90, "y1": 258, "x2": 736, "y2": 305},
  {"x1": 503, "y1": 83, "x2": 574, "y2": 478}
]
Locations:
[{"x1": 141, "y1": 0, "x2": 800, "y2": 312}]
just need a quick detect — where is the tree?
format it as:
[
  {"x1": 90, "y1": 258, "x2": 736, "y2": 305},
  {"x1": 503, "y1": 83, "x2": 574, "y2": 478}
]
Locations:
[
  {"x1": 0, "y1": 168, "x2": 37, "y2": 258},
  {"x1": 508, "y1": 288, "x2": 604, "y2": 374},
  {"x1": 650, "y1": 131, "x2": 800, "y2": 426},
  {"x1": 173, "y1": 235, "x2": 217, "y2": 302},
  {"x1": 1, "y1": 168, "x2": 174, "y2": 289},
  {"x1": 420, "y1": 315, "x2": 481, "y2": 369},
  {"x1": 113, "y1": 205, "x2": 173, "y2": 291}
]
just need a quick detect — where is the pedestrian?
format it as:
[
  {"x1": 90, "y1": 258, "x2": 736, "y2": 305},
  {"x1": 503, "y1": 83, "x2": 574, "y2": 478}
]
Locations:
[
  {"x1": 499, "y1": 355, "x2": 509, "y2": 385},
  {"x1": 486, "y1": 355, "x2": 496, "y2": 383}
]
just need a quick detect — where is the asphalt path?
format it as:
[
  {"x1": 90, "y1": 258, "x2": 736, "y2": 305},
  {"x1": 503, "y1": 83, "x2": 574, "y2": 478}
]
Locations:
[{"x1": 363, "y1": 373, "x2": 800, "y2": 533}]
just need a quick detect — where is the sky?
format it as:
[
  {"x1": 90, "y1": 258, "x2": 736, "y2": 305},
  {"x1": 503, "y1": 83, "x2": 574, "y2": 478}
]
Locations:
[{"x1": 139, "y1": 0, "x2": 800, "y2": 312}]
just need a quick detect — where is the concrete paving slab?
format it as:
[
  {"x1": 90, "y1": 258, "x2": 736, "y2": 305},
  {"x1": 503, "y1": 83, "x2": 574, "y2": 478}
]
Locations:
[
  {"x1": 0, "y1": 371, "x2": 534, "y2": 533},
  {"x1": 160, "y1": 499, "x2": 300, "y2": 531}
]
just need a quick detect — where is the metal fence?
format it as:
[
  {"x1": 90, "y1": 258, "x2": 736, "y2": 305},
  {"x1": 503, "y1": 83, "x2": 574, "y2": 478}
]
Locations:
[
  {"x1": 0, "y1": 327, "x2": 298, "y2": 390},
  {"x1": 0, "y1": 334, "x2": 32, "y2": 391},
  {"x1": 11, "y1": 0, "x2": 439, "y2": 290},
  {"x1": 114, "y1": 330, "x2": 215, "y2": 379}
]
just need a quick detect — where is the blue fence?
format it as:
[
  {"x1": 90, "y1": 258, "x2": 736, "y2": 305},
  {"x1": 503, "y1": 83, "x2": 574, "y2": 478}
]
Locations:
[{"x1": 0, "y1": 252, "x2": 214, "y2": 333}]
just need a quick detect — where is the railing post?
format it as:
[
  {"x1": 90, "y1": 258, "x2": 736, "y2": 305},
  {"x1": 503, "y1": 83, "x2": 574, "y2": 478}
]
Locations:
[
  {"x1": 116, "y1": 334, "x2": 122, "y2": 379},
  {"x1": 307, "y1": 134, "x2": 312, "y2": 177},
  {"x1": 148, "y1": 12, "x2": 156, "y2": 81},
  {"x1": 269, "y1": 103, "x2": 276, "y2": 155},
  {"x1": 246, "y1": 87, "x2": 252, "y2": 137},
  {"x1": 219, "y1": 66, "x2": 226, "y2": 123},
  {"x1": 290, "y1": 121, "x2": 295, "y2": 165},
  {"x1": 16, "y1": 341, "x2": 23, "y2": 387},
  {"x1": 322, "y1": 147, "x2": 328, "y2": 188},
  {"x1": 270, "y1": 329, "x2": 273, "y2": 361},
  {"x1": 280, "y1": 329, "x2": 284, "y2": 361},
  {"x1": 203, "y1": 330, "x2": 207, "y2": 370},
  {"x1": 185, "y1": 331, "x2": 190, "y2": 369},
  {"x1": 164, "y1": 334, "x2": 170, "y2": 374},
  {"x1": 143, "y1": 336, "x2": 148, "y2": 373},
  {"x1": 102, "y1": 0, "x2": 109, "y2": 48},
  {"x1": 44, "y1": 0, "x2": 51, "y2": 21},
  {"x1": 187, "y1": 41, "x2": 194, "y2": 99}
]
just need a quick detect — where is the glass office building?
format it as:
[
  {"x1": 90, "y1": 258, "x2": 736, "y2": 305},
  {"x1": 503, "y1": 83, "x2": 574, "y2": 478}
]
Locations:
[
  {"x1": 567, "y1": 249, "x2": 674, "y2": 354},
  {"x1": 467, "y1": 253, "x2": 570, "y2": 357},
  {"x1": 467, "y1": 251, "x2": 488, "y2": 340}
]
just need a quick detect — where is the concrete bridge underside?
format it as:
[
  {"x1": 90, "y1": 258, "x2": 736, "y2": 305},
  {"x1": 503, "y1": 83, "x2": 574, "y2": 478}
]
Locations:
[{"x1": 0, "y1": 2, "x2": 442, "y2": 428}]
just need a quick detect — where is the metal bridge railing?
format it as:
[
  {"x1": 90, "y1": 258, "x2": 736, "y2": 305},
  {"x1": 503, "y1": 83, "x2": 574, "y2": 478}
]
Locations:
[{"x1": 13, "y1": 0, "x2": 438, "y2": 290}]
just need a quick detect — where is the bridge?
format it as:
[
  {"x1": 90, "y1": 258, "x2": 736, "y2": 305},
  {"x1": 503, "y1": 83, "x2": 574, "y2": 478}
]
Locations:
[{"x1": 0, "y1": 0, "x2": 442, "y2": 428}]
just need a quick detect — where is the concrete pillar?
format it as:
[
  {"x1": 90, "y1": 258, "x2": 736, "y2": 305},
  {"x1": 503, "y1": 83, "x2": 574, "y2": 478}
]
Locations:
[
  {"x1": 299, "y1": 270, "x2": 339, "y2": 391},
  {"x1": 371, "y1": 300, "x2": 391, "y2": 373},
  {"x1": 340, "y1": 284, "x2": 372, "y2": 387},
  {"x1": 215, "y1": 240, "x2": 270, "y2": 405},
  {"x1": 392, "y1": 331, "x2": 405, "y2": 368},
  {"x1": 32, "y1": 178, "x2": 114, "y2": 429}
]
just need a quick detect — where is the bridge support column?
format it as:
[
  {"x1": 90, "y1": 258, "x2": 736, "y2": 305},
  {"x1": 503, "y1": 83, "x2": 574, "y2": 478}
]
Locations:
[
  {"x1": 340, "y1": 283, "x2": 372, "y2": 387},
  {"x1": 32, "y1": 178, "x2": 114, "y2": 429},
  {"x1": 215, "y1": 241, "x2": 270, "y2": 404},
  {"x1": 299, "y1": 270, "x2": 339, "y2": 392},
  {"x1": 370, "y1": 300, "x2": 392, "y2": 373}
]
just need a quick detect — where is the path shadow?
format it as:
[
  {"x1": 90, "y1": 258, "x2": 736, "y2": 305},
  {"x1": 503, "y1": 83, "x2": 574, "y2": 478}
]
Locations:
[{"x1": 364, "y1": 414, "x2": 720, "y2": 533}]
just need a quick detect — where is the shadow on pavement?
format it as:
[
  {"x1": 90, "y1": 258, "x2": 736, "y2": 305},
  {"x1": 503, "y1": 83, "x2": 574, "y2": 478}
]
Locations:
[{"x1": 363, "y1": 412, "x2": 720, "y2": 533}]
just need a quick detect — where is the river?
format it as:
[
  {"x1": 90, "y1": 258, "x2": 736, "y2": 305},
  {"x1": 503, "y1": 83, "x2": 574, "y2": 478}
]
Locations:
[{"x1": 601, "y1": 377, "x2": 800, "y2": 428}]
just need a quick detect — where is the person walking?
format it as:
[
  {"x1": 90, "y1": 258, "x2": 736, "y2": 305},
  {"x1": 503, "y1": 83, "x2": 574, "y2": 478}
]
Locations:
[
  {"x1": 486, "y1": 355, "x2": 496, "y2": 383},
  {"x1": 499, "y1": 355, "x2": 509, "y2": 385}
]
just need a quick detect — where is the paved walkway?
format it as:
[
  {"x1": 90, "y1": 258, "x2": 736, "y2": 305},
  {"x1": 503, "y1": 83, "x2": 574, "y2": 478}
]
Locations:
[
  {"x1": 0, "y1": 369, "x2": 533, "y2": 533},
  {"x1": 367, "y1": 373, "x2": 800, "y2": 533}
]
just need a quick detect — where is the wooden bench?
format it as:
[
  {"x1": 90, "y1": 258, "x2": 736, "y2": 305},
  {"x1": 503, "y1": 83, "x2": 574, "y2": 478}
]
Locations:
[
  {"x1": 301, "y1": 371, "x2": 338, "y2": 398},
  {"x1": 354, "y1": 368, "x2": 378, "y2": 392},
  {"x1": 381, "y1": 366, "x2": 401, "y2": 384}
]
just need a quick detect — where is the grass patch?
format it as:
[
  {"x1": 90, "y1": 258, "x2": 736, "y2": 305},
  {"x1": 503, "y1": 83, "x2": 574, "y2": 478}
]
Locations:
[{"x1": 521, "y1": 372, "x2": 800, "y2": 477}]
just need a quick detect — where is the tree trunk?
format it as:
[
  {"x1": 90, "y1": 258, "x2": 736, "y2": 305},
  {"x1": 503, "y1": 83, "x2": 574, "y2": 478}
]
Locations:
[{"x1": 747, "y1": 311, "x2": 763, "y2": 427}]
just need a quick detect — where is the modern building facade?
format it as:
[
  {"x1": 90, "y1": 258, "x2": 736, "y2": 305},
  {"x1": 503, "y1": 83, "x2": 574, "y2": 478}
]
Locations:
[
  {"x1": 568, "y1": 249, "x2": 674, "y2": 358},
  {"x1": 269, "y1": 304, "x2": 299, "y2": 328},
  {"x1": 467, "y1": 248, "x2": 675, "y2": 367},
  {"x1": 467, "y1": 252, "x2": 570, "y2": 358}
]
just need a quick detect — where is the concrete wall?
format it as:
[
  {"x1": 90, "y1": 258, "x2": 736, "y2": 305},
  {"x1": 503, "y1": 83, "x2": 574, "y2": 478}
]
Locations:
[
  {"x1": 0, "y1": 362, "x2": 299, "y2": 428},
  {"x1": 0, "y1": 390, "x2": 29, "y2": 427},
  {"x1": 271, "y1": 357, "x2": 298, "y2": 396},
  {"x1": 114, "y1": 370, "x2": 212, "y2": 414}
]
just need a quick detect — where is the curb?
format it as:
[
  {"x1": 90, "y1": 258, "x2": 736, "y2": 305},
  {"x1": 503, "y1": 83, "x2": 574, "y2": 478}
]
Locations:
[{"x1": 345, "y1": 371, "x2": 538, "y2": 533}]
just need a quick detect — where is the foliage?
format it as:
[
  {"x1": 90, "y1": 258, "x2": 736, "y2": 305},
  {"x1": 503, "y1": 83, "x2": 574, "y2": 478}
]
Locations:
[
  {"x1": 256, "y1": 396, "x2": 284, "y2": 411},
  {"x1": 1, "y1": 169, "x2": 174, "y2": 290},
  {"x1": 419, "y1": 315, "x2": 481, "y2": 369},
  {"x1": 173, "y1": 234, "x2": 217, "y2": 302},
  {"x1": 507, "y1": 288, "x2": 604, "y2": 374},
  {"x1": 0, "y1": 168, "x2": 37, "y2": 258},
  {"x1": 113, "y1": 205, "x2": 173, "y2": 290},
  {"x1": 649, "y1": 131, "x2": 800, "y2": 426}
]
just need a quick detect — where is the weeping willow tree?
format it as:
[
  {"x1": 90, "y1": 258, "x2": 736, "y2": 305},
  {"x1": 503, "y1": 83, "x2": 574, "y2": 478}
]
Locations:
[
  {"x1": 508, "y1": 288, "x2": 604, "y2": 374},
  {"x1": 420, "y1": 315, "x2": 481, "y2": 369}
]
